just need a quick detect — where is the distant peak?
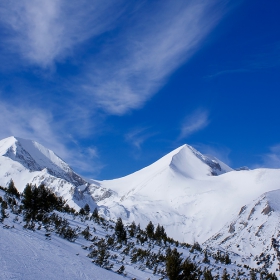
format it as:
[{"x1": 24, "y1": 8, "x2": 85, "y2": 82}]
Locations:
[
  {"x1": 0, "y1": 136, "x2": 86, "y2": 187},
  {"x1": 169, "y1": 144, "x2": 232, "y2": 178}
]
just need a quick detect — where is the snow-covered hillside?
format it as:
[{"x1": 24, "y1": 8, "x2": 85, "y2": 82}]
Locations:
[
  {"x1": 0, "y1": 225, "x2": 122, "y2": 280},
  {"x1": 1, "y1": 187, "x2": 274, "y2": 279},
  {"x1": 96, "y1": 145, "x2": 280, "y2": 244},
  {"x1": 204, "y1": 189, "x2": 280, "y2": 272},
  {"x1": 0, "y1": 136, "x2": 85, "y2": 186},
  {"x1": 1, "y1": 135, "x2": 280, "y2": 275},
  {"x1": 0, "y1": 136, "x2": 96, "y2": 210}
]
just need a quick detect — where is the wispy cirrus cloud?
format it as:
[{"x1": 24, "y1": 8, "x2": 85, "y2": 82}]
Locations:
[
  {"x1": 0, "y1": 100, "x2": 102, "y2": 176},
  {"x1": 0, "y1": 0, "x2": 124, "y2": 67},
  {"x1": 0, "y1": 100, "x2": 57, "y2": 148},
  {"x1": 125, "y1": 127, "x2": 156, "y2": 150},
  {"x1": 179, "y1": 109, "x2": 210, "y2": 139},
  {"x1": 0, "y1": 0, "x2": 228, "y2": 115},
  {"x1": 0, "y1": 1, "x2": 229, "y2": 176},
  {"x1": 206, "y1": 68, "x2": 251, "y2": 79},
  {"x1": 80, "y1": 1, "x2": 229, "y2": 115}
]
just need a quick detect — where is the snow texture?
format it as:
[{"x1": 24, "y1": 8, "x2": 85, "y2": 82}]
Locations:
[
  {"x1": 1, "y1": 135, "x2": 280, "y2": 276},
  {"x1": 0, "y1": 226, "x2": 122, "y2": 280},
  {"x1": 96, "y1": 145, "x2": 280, "y2": 244}
]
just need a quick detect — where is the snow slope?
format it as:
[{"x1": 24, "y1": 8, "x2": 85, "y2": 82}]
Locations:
[
  {"x1": 1, "y1": 185, "x2": 264, "y2": 279},
  {"x1": 0, "y1": 226, "x2": 122, "y2": 280},
  {"x1": 1, "y1": 135, "x2": 280, "y2": 264},
  {"x1": 95, "y1": 145, "x2": 280, "y2": 244},
  {"x1": 204, "y1": 189, "x2": 280, "y2": 272},
  {"x1": 0, "y1": 136, "x2": 96, "y2": 210},
  {"x1": 0, "y1": 136, "x2": 85, "y2": 186}
]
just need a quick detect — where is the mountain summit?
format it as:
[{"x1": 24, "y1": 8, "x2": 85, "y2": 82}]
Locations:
[
  {"x1": 0, "y1": 136, "x2": 95, "y2": 210},
  {"x1": 95, "y1": 144, "x2": 280, "y2": 244},
  {"x1": 0, "y1": 136, "x2": 85, "y2": 186},
  {"x1": 169, "y1": 144, "x2": 232, "y2": 177}
]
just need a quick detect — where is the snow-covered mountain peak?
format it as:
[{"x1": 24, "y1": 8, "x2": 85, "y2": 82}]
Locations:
[
  {"x1": 2, "y1": 135, "x2": 280, "y2": 274},
  {"x1": 0, "y1": 136, "x2": 68, "y2": 172},
  {"x1": 0, "y1": 136, "x2": 17, "y2": 155},
  {"x1": 97, "y1": 143, "x2": 233, "y2": 198},
  {"x1": 0, "y1": 136, "x2": 85, "y2": 186},
  {"x1": 169, "y1": 144, "x2": 232, "y2": 178}
]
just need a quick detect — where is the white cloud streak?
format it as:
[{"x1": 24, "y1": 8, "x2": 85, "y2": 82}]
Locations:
[
  {"x1": 80, "y1": 1, "x2": 228, "y2": 115},
  {"x1": 0, "y1": 101, "x2": 56, "y2": 148},
  {"x1": 0, "y1": 0, "x2": 123, "y2": 67},
  {"x1": 179, "y1": 110, "x2": 209, "y2": 139},
  {"x1": 0, "y1": 0, "x2": 228, "y2": 115},
  {"x1": 125, "y1": 127, "x2": 156, "y2": 150},
  {"x1": 0, "y1": 1, "x2": 228, "y2": 175},
  {"x1": 0, "y1": 101, "x2": 102, "y2": 176}
]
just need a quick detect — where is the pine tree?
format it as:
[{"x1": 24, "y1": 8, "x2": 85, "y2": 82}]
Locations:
[
  {"x1": 128, "y1": 221, "x2": 136, "y2": 237},
  {"x1": 22, "y1": 183, "x2": 35, "y2": 220},
  {"x1": 0, "y1": 201, "x2": 9, "y2": 222},
  {"x1": 203, "y1": 251, "x2": 210, "y2": 263},
  {"x1": 89, "y1": 238, "x2": 112, "y2": 269},
  {"x1": 7, "y1": 180, "x2": 20, "y2": 198},
  {"x1": 1, "y1": 200, "x2": 7, "y2": 210},
  {"x1": 221, "y1": 268, "x2": 230, "y2": 280},
  {"x1": 115, "y1": 217, "x2": 126, "y2": 242},
  {"x1": 155, "y1": 224, "x2": 162, "y2": 240},
  {"x1": 91, "y1": 207, "x2": 99, "y2": 222},
  {"x1": 146, "y1": 221, "x2": 154, "y2": 239},
  {"x1": 165, "y1": 248, "x2": 183, "y2": 280},
  {"x1": 81, "y1": 225, "x2": 91, "y2": 240},
  {"x1": 250, "y1": 270, "x2": 257, "y2": 280},
  {"x1": 136, "y1": 223, "x2": 141, "y2": 233},
  {"x1": 266, "y1": 272, "x2": 278, "y2": 280},
  {"x1": 95, "y1": 246, "x2": 110, "y2": 267},
  {"x1": 181, "y1": 257, "x2": 198, "y2": 280},
  {"x1": 22, "y1": 183, "x2": 33, "y2": 210},
  {"x1": 204, "y1": 269, "x2": 213, "y2": 280},
  {"x1": 224, "y1": 253, "x2": 231, "y2": 264},
  {"x1": 79, "y1": 208, "x2": 85, "y2": 215},
  {"x1": 117, "y1": 265, "x2": 125, "y2": 274},
  {"x1": 84, "y1": 203, "x2": 90, "y2": 215},
  {"x1": 22, "y1": 183, "x2": 65, "y2": 221},
  {"x1": 191, "y1": 241, "x2": 202, "y2": 252}
]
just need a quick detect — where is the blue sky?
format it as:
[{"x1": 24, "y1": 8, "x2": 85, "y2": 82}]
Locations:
[{"x1": 0, "y1": 0, "x2": 280, "y2": 179}]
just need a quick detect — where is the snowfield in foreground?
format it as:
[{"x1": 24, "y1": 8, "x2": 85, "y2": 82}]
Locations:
[
  {"x1": 0, "y1": 226, "x2": 122, "y2": 280},
  {"x1": 1, "y1": 185, "x2": 274, "y2": 280}
]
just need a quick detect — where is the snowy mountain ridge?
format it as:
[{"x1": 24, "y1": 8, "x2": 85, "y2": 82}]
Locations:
[
  {"x1": 0, "y1": 136, "x2": 86, "y2": 186},
  {"x1": 1, "y1": 135, "x2": 280, "y2": 274},
  {"x1": 181, "y1": 144, "x2": 233, "y2": 176},
  {"x1": 96, "y1": 145, "x2": 280, "y2": 246},
  {"x1": 0, "y1": 136, "x2": 96, "y2": 210}
]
